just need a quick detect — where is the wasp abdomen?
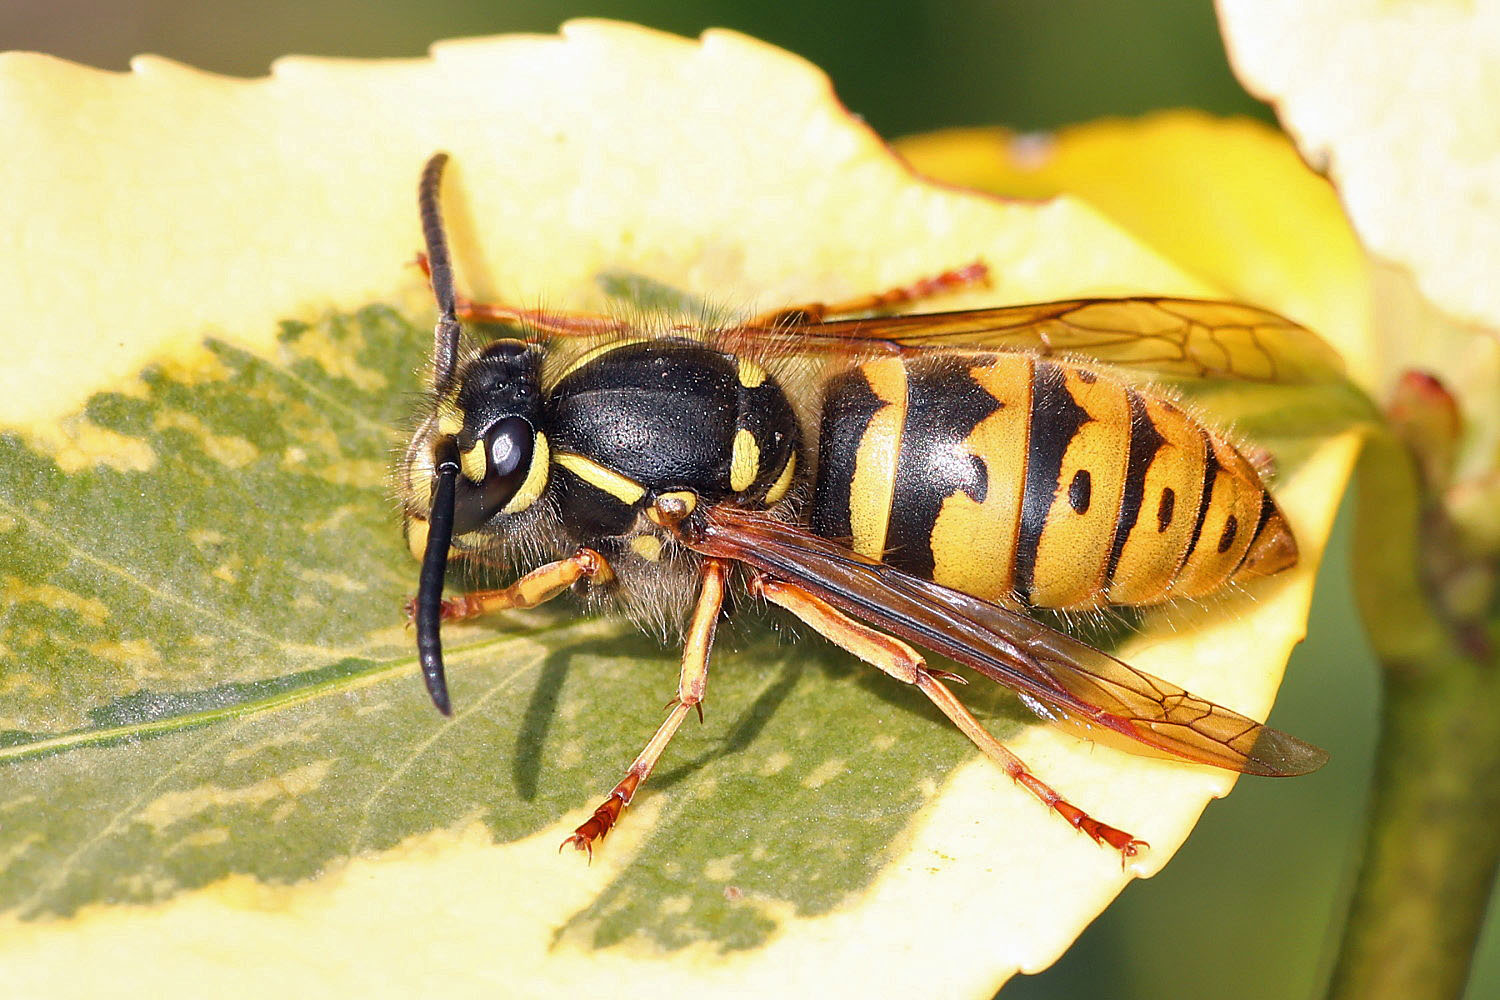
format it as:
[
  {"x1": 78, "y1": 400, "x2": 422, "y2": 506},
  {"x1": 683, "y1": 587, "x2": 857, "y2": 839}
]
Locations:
[{"x1": 812, "y1": 353, "x2": 1296, "y2": 611}]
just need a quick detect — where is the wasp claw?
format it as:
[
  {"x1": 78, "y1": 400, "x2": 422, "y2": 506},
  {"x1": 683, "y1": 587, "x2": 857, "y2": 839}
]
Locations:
[{"x1": 559, "y1": 834, "x2": 595, "y2": 863}]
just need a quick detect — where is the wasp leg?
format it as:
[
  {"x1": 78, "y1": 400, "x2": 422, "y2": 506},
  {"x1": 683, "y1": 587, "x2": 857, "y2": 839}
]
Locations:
[
  {"x1": 414, "y1": 252, "x2": 629, "y2": 337},
  {"x1": 748, "y1": 260, "x2": 990, "y2": 326},
  {"x1": 562, "y1": 559, "x2": 728, "y2": 859},
  {"x1": 407, "y1": 548, "x2": 613, "y2": 624},
  {"x1": 752, "y1": 573, "x2": 1148, "y2": 860}
]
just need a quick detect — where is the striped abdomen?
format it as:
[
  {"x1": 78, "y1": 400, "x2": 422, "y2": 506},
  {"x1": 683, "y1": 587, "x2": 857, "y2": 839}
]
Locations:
[{"x1": 810, "y1": 353, "x2": 1296, "y2": 611}]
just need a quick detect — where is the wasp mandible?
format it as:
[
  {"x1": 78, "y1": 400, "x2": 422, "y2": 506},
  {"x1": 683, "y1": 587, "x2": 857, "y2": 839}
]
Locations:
[{"x1": 397, "y1": 153, "x2": 1328, "y2": 859}]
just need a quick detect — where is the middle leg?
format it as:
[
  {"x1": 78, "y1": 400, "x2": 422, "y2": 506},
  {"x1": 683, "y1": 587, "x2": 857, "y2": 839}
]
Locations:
[{"x1": 562, "y1": 558, "x2": 728, "y2": 858}]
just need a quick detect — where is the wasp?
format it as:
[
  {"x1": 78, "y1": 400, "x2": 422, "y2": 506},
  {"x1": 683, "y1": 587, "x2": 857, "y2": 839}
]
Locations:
[{"x1": 398, "y1": 152, "x2": 1328, "y2": 859}]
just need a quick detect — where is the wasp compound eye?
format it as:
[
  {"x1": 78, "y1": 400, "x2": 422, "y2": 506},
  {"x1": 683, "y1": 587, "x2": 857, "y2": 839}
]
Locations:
[
  {"x1": 487, "y1": 416, "x2": 530, "y2": 478},
  {"x1": 451, "y1": 417, "x2": 535, "y2": 536}
]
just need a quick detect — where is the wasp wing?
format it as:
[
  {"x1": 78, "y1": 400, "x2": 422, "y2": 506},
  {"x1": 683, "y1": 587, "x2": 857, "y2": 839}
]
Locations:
[
  {"x1": 735, "y1": 297, "x2": 1345, "y2": 386},
  {"x1": 440, "y1": 257, "x2": 1343, "y2": 388},
  {"x1": 685, "y1": 505, "x2": 1326, "y2": 777}
]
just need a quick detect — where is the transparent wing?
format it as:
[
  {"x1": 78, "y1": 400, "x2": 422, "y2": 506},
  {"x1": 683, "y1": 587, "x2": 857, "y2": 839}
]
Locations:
[
  {"x1": 684, "y1": 505, "x2": 1326, "y2": 777},
  {"x1": 757, "y1": 297, "x2": 1345, "y2": 386}
]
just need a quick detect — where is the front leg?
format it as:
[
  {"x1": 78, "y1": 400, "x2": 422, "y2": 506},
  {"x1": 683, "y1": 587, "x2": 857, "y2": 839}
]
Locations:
[
  {"x1": 404, "y1": 547, "x2": 613, "y2": 624},
  {"x1": 562, "y1": 558, "x2": 728, "y2": 859}
]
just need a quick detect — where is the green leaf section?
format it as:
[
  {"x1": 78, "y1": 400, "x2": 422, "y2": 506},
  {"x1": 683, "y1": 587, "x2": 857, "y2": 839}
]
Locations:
[{"x1": 0, "y1": 304, "x2": 1016, "y2": 950}]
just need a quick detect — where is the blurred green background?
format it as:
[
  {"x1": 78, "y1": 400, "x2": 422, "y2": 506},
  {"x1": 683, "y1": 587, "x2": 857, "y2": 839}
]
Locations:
[{"x1": 4, "y1": 2, "x2": 1494, "y2": 998}]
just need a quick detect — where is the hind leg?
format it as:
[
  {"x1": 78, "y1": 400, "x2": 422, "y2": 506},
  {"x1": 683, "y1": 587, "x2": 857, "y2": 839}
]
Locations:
[{"x1": 752, "y1": 573, "x2": 1147, "y2": 859}]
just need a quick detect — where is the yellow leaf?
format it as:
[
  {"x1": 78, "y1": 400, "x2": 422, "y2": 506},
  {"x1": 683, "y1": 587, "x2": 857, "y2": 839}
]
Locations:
[
  {"x1": 0, "y1": 21, "x2": 1357, "y2": 997},
  {"x1": 1219, "y1": 0, "x2": 1500, "y2": 335},
  {"x1": 896, "y1": 112, "x2": 1378, "y2": 389}
]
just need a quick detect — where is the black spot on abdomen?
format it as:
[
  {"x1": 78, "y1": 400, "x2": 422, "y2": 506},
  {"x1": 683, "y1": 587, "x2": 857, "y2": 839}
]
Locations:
[
  {"x1": 1068, "y1": 469, "x2": 1092, "y2": 514},
  {"x1": 1218, "y1": 513, "x2": 1239, "y2": 554},
  {"x1": 1157, "y1": 487, "x2": 1176, "y2": 532}
]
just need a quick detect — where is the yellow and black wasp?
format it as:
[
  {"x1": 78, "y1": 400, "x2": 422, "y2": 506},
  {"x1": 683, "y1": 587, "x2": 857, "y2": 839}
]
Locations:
[{"x1": 398, "y1": 152, "x2": 1329, "y2": 859}]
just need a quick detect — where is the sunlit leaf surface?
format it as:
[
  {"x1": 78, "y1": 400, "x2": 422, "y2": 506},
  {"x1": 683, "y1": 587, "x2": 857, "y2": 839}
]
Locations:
[
  {"x1": 1218, "y1": 0, "x2": 1500, "y2": 335},
  {"x1": 896, "y1": 112, "x2": 1378, "y2": 390},
  {"x1": 0, "y1": 21, "x2": 1358, "y2": 997},
  {"x1": 0, "y1": 306, "x2": 1000, "y2": 939}
]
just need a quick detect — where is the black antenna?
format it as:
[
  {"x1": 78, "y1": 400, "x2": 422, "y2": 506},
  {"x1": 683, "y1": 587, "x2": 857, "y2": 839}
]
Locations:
[
  {"x1": 415, "y1": 437, "x2": 461, "y2": 716},
  {"x1": 419, "y1": 152, "x2": 461, "y2": 395}
]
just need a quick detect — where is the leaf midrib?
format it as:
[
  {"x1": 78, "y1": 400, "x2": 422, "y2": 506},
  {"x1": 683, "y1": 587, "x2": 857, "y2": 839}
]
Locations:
[{"x1": 0, "y1": 618, "x2": 595, "y2": 765}]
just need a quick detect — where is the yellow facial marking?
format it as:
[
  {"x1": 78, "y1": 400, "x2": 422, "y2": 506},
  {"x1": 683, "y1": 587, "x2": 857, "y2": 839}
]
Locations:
[
  {"x1": 502, "y1": 431, "x2": 550, "y2": 514},
  {"x1": 737, "y1": 358, "x2": 768, "y2": 388},
  {"x1": 405, "y1": 516, "x2": 429, "y2": 562},
  {"x1": 555, "y1": 451, "x2": 645, "y2": 505},
  {"x1": 460, "y1": 440, "x2": 487, "y2": 483},
  {"x1": 407, "y1": 461, "x2": 433, "y2": 511},
  {"x1": 630, "y1": 534, "x2": 663, "y2": 561},
  {"x1": 763, "y1": 451, "x2": 797, "y2": 505},
  {"x1": 437, "y1": 413, "x2": 464, "y2": 438},
  {"x1": 730, "y1": 428, "x2": 761, "y2": 493}
]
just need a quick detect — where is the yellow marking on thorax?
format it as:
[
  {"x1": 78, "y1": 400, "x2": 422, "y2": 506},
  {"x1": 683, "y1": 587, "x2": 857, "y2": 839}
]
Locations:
[
  {"x1": 630, "y1": 535, "x2": 663, "y2": 561},
  {"x1": 647, "y1": 490, "x2": 698, "y2": 526},
  {"x1": 927, "y1": 356, "x2": 1031, "y2": 601},
  {"x1": 737, "y1": 358, "x2": 768, "y2": 388},
  {"x1": 848, "y1": 358, "x2": 907, "y2": 560},
  {"x1": 503, "y1": 431, "x2": 550, "y2": 513},
  {"x1": 730, "y1": 429, "x2": 761, "y2": 492},
  {"x1": 763, "y1": 451, "x2": 797, "y2": 505},
  {"x1": 554, "y1": 451, "x2": 645, "y2": 505},
  {"x1": 556, "y1": 337, "x2": 648, "y2": 382}
]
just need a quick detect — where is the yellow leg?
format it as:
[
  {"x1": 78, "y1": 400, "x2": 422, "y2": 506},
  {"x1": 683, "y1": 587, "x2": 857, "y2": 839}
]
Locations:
[
  {"x1": 562, "y1": 559, "x2": 728, "y2": 858},
  {"x1": 748, "y1": 260, "x2": 990, "y2": 326},
  {"x1": 411, "y1": 548, "x2": 613, "y2": 624},
  {"x1": 753, "y1": 573, "x2": 1147, "y2": 859}
]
